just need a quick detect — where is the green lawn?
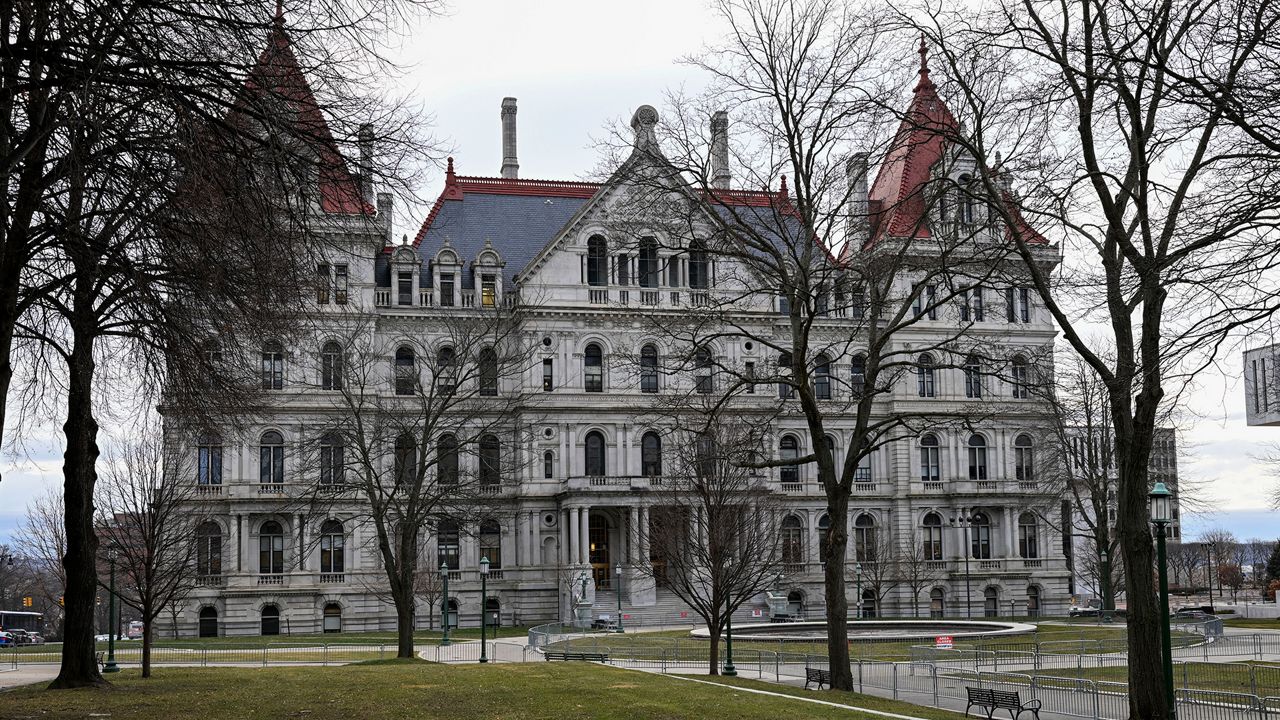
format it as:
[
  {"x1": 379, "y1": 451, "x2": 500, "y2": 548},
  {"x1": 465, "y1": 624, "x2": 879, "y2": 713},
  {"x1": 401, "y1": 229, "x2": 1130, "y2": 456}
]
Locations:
[
  {"x1": 703, "y1": 675, "x2": 970, "y2": 720},
  {"x1": 0, "y1": 664, "x2": 948, "y2": 720},
  {"x1": 1039, "y1": 661, "x2": 1280, "y2": 694},
  {"x1": 1223, "y1": 617, "x2": 1280, "y2": 630},
  {"x1": 8, "y1": 626, "x2": 529, "y2": 653}
]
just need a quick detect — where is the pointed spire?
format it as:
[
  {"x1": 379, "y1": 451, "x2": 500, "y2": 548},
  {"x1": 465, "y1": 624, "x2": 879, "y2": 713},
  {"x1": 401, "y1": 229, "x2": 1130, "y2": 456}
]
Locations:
[
  {"x1": 779, "y1": 174, "x2": 789, "y2": 198},
  {"x1": 442, "y1": 157, "x2": 464, "y2": 200},
  {"x1": 915, "y1": 33, "x2": 936, "y2": 93}
]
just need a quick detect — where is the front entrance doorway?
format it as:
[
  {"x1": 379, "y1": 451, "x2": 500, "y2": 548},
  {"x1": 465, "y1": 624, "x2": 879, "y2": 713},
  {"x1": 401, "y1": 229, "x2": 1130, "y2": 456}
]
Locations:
[{"x1": 589, "y1": 515, "x2": 611, "y2": 589}]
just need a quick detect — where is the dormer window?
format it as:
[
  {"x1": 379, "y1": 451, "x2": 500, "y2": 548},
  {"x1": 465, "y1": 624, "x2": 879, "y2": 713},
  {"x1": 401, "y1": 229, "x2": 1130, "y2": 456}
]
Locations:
[
  {"x1": 481, "y1": 274, "x2": 496, "y2": 307},
  {"x1": 397, "y1": 272, "x2": 413, "y2": 306},
  {"x1": 957, "y1": 174, "x2": 977, "y2": 225},
  {"x1": 689, "y1": 239, "x2": 709, "y2": 289},
  {"x1": 639, "y1": 238, "x2": 659, "y2": 288},
  {"x1": 440, "y1": 274, "x2": 455, "y2": 307},
  {"x1": 587, "y1": 236, "x2": 608, "y2": 287}
]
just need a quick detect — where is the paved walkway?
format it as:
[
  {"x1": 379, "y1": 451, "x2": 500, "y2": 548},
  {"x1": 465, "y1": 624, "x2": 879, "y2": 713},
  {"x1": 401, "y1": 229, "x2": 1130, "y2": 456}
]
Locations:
[{"x1": 0, "y1": 666, "x2": 58, "y2": 691}]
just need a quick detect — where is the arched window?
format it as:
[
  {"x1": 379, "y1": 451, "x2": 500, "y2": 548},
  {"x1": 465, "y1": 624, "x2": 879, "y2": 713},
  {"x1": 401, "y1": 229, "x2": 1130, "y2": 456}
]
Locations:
[
  {"x1": 543, "y1": 450, "x2": 555, "y2": 479},
  {"x1": 854, "y1": 514, "x2": 876, "y2": 562},
  {"x1": 585, "y1": 431, "x2": 606, "y2": 477},
  {"x1": 778, "y1": 352, "x2": 794, "y2": 399},
  {"x1": 394, "y1": 346, "x2": 416, "y2": 396},
  {"x1": 320, "y1": 519, "x2": 345, "y2": 574},
  {"x1": 479, "y1": 348, "x2": 498, "y2": 396},
  {"x1": 261, "y1": 341, "x2": 284, "y2": 390},
  {"x1": 197, "y1": 435, "x2": 223, "y2": 486},
  {"x1": 779, "y1": 435, "x2": 800, "y2": 485},
  {"x1": 259, "y1": 431, "x2": 284, "y2": 486},
  {"x1": 919, "y1": 434, "x2": 940, "y2": 483},
  {"x1": 922, "y1": 513, "x2": 943, "y2": 561},
  {"x1": 437, "y1": 434, "x2": 458, "y2": 485},
  {"x1": 640, "y1": 344, "x2": 659, "y2": 393},
  {"x1": 437, "y1": 520, "x2": 460, "y2": 570},
  {"x1": 929, "y1": 587, "x2": 945, "y2": 619},
  {"x1": 479, "y1": 434, "x2": 501, "y2": 487},
  {"x1": 689, "y1": 239, "x2": 708, "y2": 289},
  {"x1": 968, "y1": 434, "x2": 988, "y2": 480},
  {"x1": 917, "y1": 353, "x2": 936, "y2": 397},
  {"x1": 1011, "y1": 355, "x2": 1030, "y2": 398},
  {"x1": 694, "y1": 347, "x2": 713, "y2": 394},
  {"x1": 394, "y1": 433, "x2": 416, "y2": 486},
  {"x1": 436, "y1": 347, "x2": 456, "y2": 394},
  {"x1": 323, "y1": 603, "x2": 342, "y2": 633},
  {"x1": 696, "y1": 434, "x2": 718, "y2": 479},
  {"x1": 957, "y1": 174, "x2": 977, "y2": 225},
  {"x1": 480, "y1": 520, "x2": 502, "y2": 569},
  {"x1": 781, "y1": 515, "x2": 804, "y2": 567},
  {"x1": 1026, "y1": 586, "x2": 1041, "y2": 618},
  {"x1": 196, "y1": 522, "x2": 222, "y2": 577},
  {"x1": 587, "y1": 236, "x2": 608, "y2": 287},
  {"x1": 261, "y1": 604, "x2": 280, "y2": 636},
  {"x1": 319, "y1": 432, "x2": 343, "y2": 486},
  {"x1": 814, "y1": 354, "x2": 832, "y2": 399},
  {"x1": 850, "y1": 354, "x2": 866, "y2": 396},
  {"x1": 1018, "y1": 512, "x2": 1039, "y2": 559},
  {"x1": 198, "y1": 606, "x2": 218, "y2": 638},
  {"x1": 321, "y1": 341, "x2": 343, "y2": 390},
  {"x1": 259, "y1": 521, "x2": 284, "y2": 575},
  {"x1": 818, "y1": 514, "x2": 832, "y2": 564},
  {"x1": 964, "y1": 354, "x2": 982, "y2": 398},
  {"x1": 970, "y1": 512, "x2": 992, "y2": 559},
  {"x1": 641, "y1": 432, "x2": 662, "y2": 478},
  {"x1": 639, "y1": 237, "x2": 659, "y2": 288},
  {"x1": 984, "y1": 586, "x2": 1000, "y2": 617},
  {"x1": 584, "y1": 343, "x2": 604, "y2": 392},
  {"x1": 1014, "y1": 434, "x2": 1035, "y2": 482}
]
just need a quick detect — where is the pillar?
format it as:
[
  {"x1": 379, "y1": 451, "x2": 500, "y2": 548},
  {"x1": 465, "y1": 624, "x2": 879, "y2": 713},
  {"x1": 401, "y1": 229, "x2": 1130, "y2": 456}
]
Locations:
[
  {"x1": 639, "y1": 506, "x2": 650, "y2": 562},
  {"x1": 517, "y1": 512, "x2": 530, "y2": 566},
  {"x1": 569, "y1": 507, "x2": 581, "y2": 567},
  {"x1": 579, "y1": 506, "x2": 591, "y2": 565},
  {"x1": 559, "y1": 507, "x2": 569, "y2": 566},
  {"x1": 1004, "y1": 507, "x2": 1016, "y2": 559}
]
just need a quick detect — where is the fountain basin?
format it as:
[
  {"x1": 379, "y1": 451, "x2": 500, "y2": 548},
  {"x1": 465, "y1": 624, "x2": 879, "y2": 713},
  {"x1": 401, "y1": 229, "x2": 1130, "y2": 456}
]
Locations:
[{"x1": 690, "y1": 619, "x2": 1036, "y2": 642}]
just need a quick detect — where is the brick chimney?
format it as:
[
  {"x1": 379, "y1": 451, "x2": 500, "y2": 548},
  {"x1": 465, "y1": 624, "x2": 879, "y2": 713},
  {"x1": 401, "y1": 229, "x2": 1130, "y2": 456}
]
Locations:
[
  {"x1": 358, "y1": 123, "x2": 374, "y2": 202},
  {"x1": 845, "y1": 152, "x2": 870, "y2": 247},
  {"x1": 711, "y1": 111, "x2": 730, "y2": 189},
  {"x1": 500, "y1": 97, "x2": 519, "y2": 179}
]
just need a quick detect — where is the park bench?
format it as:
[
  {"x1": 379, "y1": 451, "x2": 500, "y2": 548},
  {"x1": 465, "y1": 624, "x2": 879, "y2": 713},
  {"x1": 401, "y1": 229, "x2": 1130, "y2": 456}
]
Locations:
[
  {"x1": 95, "y1": 652, "x2": 105, "y2": 669},
  {"x1": 965, "y1": 686, "x2": 1041, "y2": 720},
  {"x1": 804, "y1": 666, "x2": 832, "y2": 690},
  {"x1": 543, "y1": 650, "x2": 609, "y2": 662}
]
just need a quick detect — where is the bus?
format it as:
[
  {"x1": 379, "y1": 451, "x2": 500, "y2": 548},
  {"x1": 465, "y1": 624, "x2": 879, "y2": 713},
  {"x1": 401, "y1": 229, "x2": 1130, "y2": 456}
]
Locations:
[{"x1": 0, "y1": 610, "x2": 44, "y2": 633}]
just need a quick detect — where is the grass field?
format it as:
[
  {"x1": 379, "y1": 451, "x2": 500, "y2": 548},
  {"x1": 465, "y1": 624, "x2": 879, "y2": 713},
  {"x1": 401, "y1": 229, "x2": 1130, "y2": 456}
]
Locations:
[
  {"x1": 1039, "y1": 661, "x2": 1280, "y2": 694},
  {"x1": 0, "y1": 663, "x2": 962, "y2": 720},
  {"x1": 1223, "y1": 617, "x2": 1280, "y2": 630}
]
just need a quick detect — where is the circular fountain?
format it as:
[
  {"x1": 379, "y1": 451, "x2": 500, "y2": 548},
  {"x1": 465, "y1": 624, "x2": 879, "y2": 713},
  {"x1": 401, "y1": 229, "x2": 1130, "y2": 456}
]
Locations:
[{"x1": 689, "y1": 619, "x2": 1036, "y2": 642}]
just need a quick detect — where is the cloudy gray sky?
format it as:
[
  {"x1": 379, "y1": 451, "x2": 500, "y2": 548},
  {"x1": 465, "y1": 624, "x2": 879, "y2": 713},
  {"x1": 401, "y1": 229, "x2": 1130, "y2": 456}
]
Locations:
[{"x1": 1, "y1": 0, "x2": 1275, "y2": 545}]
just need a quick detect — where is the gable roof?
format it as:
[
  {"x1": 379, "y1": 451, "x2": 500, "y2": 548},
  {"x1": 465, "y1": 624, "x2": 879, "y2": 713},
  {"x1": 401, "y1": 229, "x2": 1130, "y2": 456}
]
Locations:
[{"x1": 239, "y1": 14, "x2": 371, "y2": 216}]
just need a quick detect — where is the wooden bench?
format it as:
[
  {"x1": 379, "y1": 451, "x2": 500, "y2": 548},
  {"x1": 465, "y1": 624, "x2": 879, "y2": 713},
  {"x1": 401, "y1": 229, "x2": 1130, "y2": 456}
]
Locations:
[
  {"x1": 965, "y1": 686, "x2": 1041, "y2": 720},
  {"x1": 543, "y1": 651, "x2": 609, "y2": 662},
  {"x1": 805, "y1": 666, "x2": 832, "y2": 690},
  {"x1": 95, "y1": 652, "x2": 105, "y2": 670}
]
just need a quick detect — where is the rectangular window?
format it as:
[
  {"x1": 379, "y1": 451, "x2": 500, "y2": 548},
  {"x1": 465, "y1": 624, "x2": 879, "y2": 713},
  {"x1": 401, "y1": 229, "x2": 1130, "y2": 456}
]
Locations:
[
  {"x1": 261, "y1": 351, "x2": 284, "y2": 390},
  {"x1": 1019, "y1": 287, "x2": 1031, "y2": 322},
  {"x1": 198, "y1": 444, "x2": 223, "y2": 485},
  {"x1": 744, "y1": 362, "x2": 756, "y2": 394},
  {"x1": 1019, "y1": 525, "x2": 1039, "y2": 559},
  {"x1": 542, "y1": 358, "x2": 554, "y2": 392},
  {"x1": 439, "y1": 275, "x2": 455, "y2": 307},
  {"x1": 1261, "y1": 357, "x2": 1269, "y2": 411},
  {"x1": 778, "y1": 295, "x2": 790, "y2": 315},
  {"x1": 920, "y1": 447, "x2": 940, "y2": 483},
  {"x1": 965, "y1": 364, "x2": 983, "y2": 399},
  {"x1": 972, "y1": 286, "x2": 984, "y2": 321},
  {"x1": 316, "y1": 264, "x2": 331, "y2": 304},
  {"x1": 397, "y1": 272, "x2": 413, "y2": 306},
  {"x1": 913, "y1": 284, "x2": 937, "y2": 319},
  {"x1": 851, "y1": 285, "x2": 866, "y2": 320},
  {"x1": 1254, "y1": 359, "x2": 1261, "y2": 412},
  {"x1": 616, "y1": 254, "x2": 629, "y2": 286},
  {"x1": 334, "y1": 265, "x2": 348, "y2": 305},
  {"x1": 1006, "y1": 287, "x2": 1016, "y2": 322},
  {"x1": 481, "y1": 275, "x2": 496, "y2": 307}
]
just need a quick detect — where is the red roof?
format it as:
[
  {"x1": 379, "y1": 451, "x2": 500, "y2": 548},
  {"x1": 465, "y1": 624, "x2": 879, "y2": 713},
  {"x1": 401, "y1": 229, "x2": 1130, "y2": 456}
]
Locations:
[{"x1": 241, "y1": 15, "x2": 371, "y2": 215}]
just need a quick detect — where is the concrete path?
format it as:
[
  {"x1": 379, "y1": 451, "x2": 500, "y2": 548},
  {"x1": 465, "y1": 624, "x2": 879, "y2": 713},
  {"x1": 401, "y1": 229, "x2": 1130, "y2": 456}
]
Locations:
[{"x1": 0, "y1": 666, "x2": 58, "y2": 691}]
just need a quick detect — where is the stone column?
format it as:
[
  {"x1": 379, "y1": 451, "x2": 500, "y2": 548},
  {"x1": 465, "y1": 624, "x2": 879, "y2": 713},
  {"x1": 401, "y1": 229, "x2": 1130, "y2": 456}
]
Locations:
[
  {"x1": 568, "y1": 507, "x2": 581, "y2": 568},
  {"x1": 517, "y1": 512, "x2": 530, "y2": 566},
  {"x1": 579, "y1": 506, "x2": 591, "y2": 565},
  {"x1": 297, "y1": 514, "x2": 307, "y2": 572},
  {"x1": 1004, "y1": 507, "x2": 1016, "y2": 558},
  {"x1": 559, "y1": 507, "x2": 569, "y2": 566},
  {"x1": 230, "y1": 514, "x2": 242, "y2": 574},
  {"x1": 638, "y1": 506, "x2": 650, "y2": 562}
]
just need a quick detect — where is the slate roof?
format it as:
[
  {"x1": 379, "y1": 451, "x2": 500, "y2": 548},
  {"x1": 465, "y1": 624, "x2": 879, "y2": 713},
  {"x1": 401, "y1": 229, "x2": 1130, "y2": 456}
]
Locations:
[{"x1": 378, "y1": 160, "x2": 597, "y2": 288}]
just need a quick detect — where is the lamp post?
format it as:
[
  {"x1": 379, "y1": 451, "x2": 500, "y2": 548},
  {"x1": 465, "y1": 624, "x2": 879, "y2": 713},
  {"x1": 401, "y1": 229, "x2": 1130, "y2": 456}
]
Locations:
[
  {"x1": 103, "y1": 549, "x2": 120, "y2": 673},
  {"x1": 614, "y1": 565, "x2": 624, "y2": 633},
  {"x1": 1204, "y1": 544, "x2": 1215, "y2": 612},
  {"x1": 1100, "y1": 549, "x2": 1113, "y2": 624},
  {"x1": 951, "y1": 512, "x2": 973, "y2": 619},
  {"x1": 854, "y1": 564, "x2": 863, "y2": 620},
  {"x1": 479, "y1": 556, "x2": 490, "y2": 663},
  {"x1": 722, "y1": 602, "x2": 737, "y2": 676},
  {"x1": 1150, "y1": 481, "x2": 1177, "y2": 720},
  {"x1": 440, "y1": 563, "x2": 451, "y2": 647},
  {"x1": 0, "y1": 551, "x2": 14, "y2": 609}
]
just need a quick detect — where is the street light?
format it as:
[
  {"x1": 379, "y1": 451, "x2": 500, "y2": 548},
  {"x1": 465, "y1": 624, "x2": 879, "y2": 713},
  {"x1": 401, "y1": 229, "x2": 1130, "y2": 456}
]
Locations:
[
  {"x1": 1100, "y1": 549, "x2": 1113, "y2": 623},
  {"x1": 614, "y1": 565, "x2": 624, "y2": 633},
  {"x1": 479, "y1": 556, "x2": 490, "y2": 663},
  {"x1": 1150, "y1": 481, "x2": 1177, "y2": 720},
  {"x1": 103, "y1": 549, "x2": 120, "y2": 674},
  {"x1": 722, "y1": 602, "x2": 737, "y2": 677},
  {"x1": 440, "y1": 563, "x2": 451, "y2": 647},
  {"x1": 950, "y1": 512, "x2": 974, "y2": 619},
  {"x1": 854, "y1": 564, "x2": 863, "y2": 620}
]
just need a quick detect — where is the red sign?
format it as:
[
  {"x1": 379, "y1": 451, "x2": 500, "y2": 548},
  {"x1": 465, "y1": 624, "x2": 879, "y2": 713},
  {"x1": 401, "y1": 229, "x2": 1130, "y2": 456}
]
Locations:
[
  {"x1": 935, "y1": 635, "x2": 954, "y2": 649},
  {"x1": 680, "y1": 611, "x2": 688, "y2": 619},
  {"x1": 751, "y1": 609, "x2": 763, "y2": 618},
  {"x1": 622, "y1": 614, "x2": 631, "y2": 620}
]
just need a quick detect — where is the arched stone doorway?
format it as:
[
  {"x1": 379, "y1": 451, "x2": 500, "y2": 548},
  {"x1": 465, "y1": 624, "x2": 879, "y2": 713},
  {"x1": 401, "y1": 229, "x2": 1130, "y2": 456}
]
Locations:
[{"x1": 198, "y1": 606, "x2": 218, "y2": 638}]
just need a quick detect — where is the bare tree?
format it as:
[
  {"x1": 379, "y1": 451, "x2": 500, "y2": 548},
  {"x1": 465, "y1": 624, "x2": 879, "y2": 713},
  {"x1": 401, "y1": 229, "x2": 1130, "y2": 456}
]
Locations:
[
  {"x1": 851, "y1": 521, "x2": 900, "y2": 618},
  {"x1": 95, "y1": 424, "x2": 203, "y2": 677},
  {"x1": 897, "y1": 526, "x2": 945, "y2": 618},
  {"x1": 637, "y1": 415, "x2": 783, "y2": 675},
  {"x1": 299, "y1": 307, "x2": 537, "y2": 658},
  {"x1": 911, "y1": 3, "x2": 1280, "y2": 715},
  {"x1": 1166, "y1": 542, "x2": 1203, "y2": 594},
  {"x1": 1201, "y1": 528, "x2": 1239, "y2": 607},
  {"x1": 412, "y1": 565, "x2": 444, "y2": 631}
]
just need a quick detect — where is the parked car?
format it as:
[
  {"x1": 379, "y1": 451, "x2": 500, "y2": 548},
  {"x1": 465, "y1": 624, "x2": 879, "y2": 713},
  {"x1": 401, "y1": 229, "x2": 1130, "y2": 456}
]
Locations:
[
  {"x1": 11, "y1": 629, "x2": 46, "y2": 645},
  {"x1": 0, "y1": 631, "x2": 13, "y2": 648}
]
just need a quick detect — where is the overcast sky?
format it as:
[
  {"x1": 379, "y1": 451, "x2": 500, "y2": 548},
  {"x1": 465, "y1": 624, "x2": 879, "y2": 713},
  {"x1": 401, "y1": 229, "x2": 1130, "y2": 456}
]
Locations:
[{"x1": 0, "y1": 0, "x2": 1276, "y2": 546}]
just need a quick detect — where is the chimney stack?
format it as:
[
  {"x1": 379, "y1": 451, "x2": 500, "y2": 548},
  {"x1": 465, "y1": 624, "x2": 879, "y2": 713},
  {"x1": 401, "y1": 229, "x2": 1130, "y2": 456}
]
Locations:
[
  {"x1": 358, "y1": 123, "x2": 374, "y2": 202},
  {"x1": 710, "y1": 111, "x2": 730, "y2": 189},
  {"x1": 845, "y1": 152, "x2": 870, "y2": 247},
  {"x1": 500, "y1": 97, "x2": 519, "y2": 179},
  {"x1": 377, "y1": 192, "x2": 393, "y2": 246}
]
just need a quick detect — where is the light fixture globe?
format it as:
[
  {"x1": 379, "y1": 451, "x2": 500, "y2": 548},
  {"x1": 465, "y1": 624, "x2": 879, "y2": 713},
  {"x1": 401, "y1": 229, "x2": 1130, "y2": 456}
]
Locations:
[
  {"x1": 1148, "y1": 481, "x2": 1172, "y2": 525},
  {"x1": 480, "y1": 555, "x2": 490, "y2": 575}
]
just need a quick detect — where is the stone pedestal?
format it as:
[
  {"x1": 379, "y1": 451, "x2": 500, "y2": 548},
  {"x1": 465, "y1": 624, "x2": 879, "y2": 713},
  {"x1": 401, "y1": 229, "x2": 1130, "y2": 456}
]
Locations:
[{"x1": 627, "y1": 566, "x2": 656, "y2": 607}]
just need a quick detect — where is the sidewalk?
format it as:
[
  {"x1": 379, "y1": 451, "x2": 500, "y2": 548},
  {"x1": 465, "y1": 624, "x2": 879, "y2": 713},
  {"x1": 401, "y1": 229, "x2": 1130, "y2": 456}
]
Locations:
[{"x1": 0, "y1": 666, "x2": 58, "y2": 691}]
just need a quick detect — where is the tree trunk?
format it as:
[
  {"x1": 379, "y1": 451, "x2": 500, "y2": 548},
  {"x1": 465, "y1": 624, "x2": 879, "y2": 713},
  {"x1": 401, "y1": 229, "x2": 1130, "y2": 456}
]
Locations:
[
  {"x1": 707, "y1": 626, "x2": 721, "y2": 676},
  {"x1": 49, "y1": 324, "x2": 104, "y2": 689},
  {"x1": 142, "y1": 621, "x2": 152, "y2": 678},
  {"x1": 395, "y1": 593, "x2": 415, "y2": 659},
  {"x1": 823, "y1": 495, "x2": 851, "y2": 690}
]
